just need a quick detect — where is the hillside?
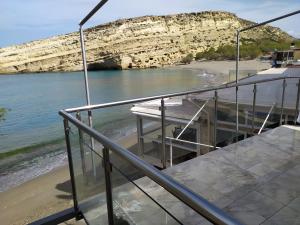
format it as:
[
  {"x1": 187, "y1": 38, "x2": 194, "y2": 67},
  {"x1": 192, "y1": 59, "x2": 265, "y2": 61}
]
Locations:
[{"x1": 0, "y1": 11, "x2": 293, "y2": 74}]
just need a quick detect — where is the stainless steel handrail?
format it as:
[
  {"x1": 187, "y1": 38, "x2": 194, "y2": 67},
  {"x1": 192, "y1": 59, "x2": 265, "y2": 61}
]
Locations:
[
  {"x1": 59, "y1": 110, "x2": 242, "y2": 225},
  {"x1": 79, "y1": 0, "x2": 109, "y2": 26},
  {"x1": 166, "y1": 136, "x2": 219, "y2": 149},
  {"x1": 239, "y1": 10, "x2": 300, "y2": 32},
  {"x1": 65, "y1": 76, "x2": 300, "y2": 113},
  {"x1": 176, "y1": 100, "x2": 209, "y2": 139},
  {"x1": 258, "y1": 103, "x2": 276, "y2": 135}
]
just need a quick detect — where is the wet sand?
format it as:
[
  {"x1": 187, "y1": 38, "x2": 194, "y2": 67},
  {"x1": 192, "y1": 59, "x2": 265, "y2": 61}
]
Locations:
[{"x1": 0, "y1": 132, "x2": 138, "y2": 225}]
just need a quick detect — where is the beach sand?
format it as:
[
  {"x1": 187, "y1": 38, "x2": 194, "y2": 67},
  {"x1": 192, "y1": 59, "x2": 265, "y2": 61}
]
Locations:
[
  {"x1": 175, "y1": 59, "x2": 271, "y2": 75},
  {"x1": 0, "y1": 60, "x2": 271, "y2": 225},
  {"x1": 0, "y1": 166, "x2": 73, "y2": 225},
  {"x1": 0, "y1": 131, "x2": 138, "y2": 225}
]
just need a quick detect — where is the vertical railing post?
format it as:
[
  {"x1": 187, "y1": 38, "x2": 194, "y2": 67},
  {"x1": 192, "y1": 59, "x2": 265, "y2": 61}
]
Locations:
[
  {"x1": 294, "y1": 79, "x2": 300, "y2": 124},
  {"x1": 63, "y1": 119, "x2": 81, "y2": 219},
  {"x1": 79, "y1": 25, "x2": 96, "y2": 178},
  {"x1": 79, "y1": 26, "x2": 91, "y2": 107},
  {"x1": 252, "y1": 84, "x2": 257, "y2": 135},
  {"x1": 170, "y1": 139, "x2": 173, "y2": 167},
  {"x1": 76, "y1": 112, "x2": 87, "y2": 181},
  {"x1": 280, "y1": 78, "x2": 286, "y2": 125},
  {"x1": 161, "y1": 98, "x2": 166, "y2": 168},
  {"x1": 235, "y1": 30, "x2": 240, "y2": 142},
  {"x1": 196, "y1": 125, "x2": 201, "y2": 156},
  {"x1": 136, "y1": 116, "x2": 144, "y2": 156},
  {"x1": 103, "y1": 147, "x2": 114, "y2": 225},
  {"x1": 214, "y1": 91, "x2": 218, "y2": 150}
]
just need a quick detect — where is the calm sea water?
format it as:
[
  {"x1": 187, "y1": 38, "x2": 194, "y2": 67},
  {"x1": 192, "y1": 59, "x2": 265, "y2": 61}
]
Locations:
[
  {"x1": 0, "y1": 68, "x2": 217, "y2": 152},
  {"x1": 0, "y1": 68, "x2": 220, "y2": 191}
]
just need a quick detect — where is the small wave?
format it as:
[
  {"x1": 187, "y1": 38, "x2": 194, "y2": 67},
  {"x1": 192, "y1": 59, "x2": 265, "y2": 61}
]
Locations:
[
  {"x1": 0, "y1": 150, "x2": 67, "y2": 192},
  {"x1": 197, "y1": 71, "x2": 215, "y2": 78},
  {"x1": 0, "y1": 116, "x2": 154, "y2": 192}
]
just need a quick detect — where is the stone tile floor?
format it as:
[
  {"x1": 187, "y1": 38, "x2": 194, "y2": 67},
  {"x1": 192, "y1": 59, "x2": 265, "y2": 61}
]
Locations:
[{"x1": 81, "y1": 125, "x2": 300, "y2": 225}]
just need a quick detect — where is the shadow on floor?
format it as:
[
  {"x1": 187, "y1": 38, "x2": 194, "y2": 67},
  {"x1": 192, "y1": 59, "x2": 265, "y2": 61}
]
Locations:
[{"x1": 56, "y1": 179, "x2": 72, "y2": 200}]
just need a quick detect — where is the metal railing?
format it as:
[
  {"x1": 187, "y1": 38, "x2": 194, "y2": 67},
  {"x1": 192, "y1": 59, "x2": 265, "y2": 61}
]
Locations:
[
  {"x1": 64, "y1": 75, "x2": 300, "y2": 169},
  {"x1": 59, "y1": 110, "x2": 242, "y2": 225},
  {"x1": 60, "y1": 74, "x2": 300, "y2": 225},
  {"x1": 65, "y1": 76, "x2": 300, "y2": 113}
]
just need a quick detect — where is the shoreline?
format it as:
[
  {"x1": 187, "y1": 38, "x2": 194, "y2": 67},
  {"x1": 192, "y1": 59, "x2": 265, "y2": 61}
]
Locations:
[
  {"x1": 0, "y1": 131, "x2": 138, "y2": 225},
  {"x1": 0, "y1": 114, "x2": 138, "y2": 191},
  {"x1": 0, "y1": 59, "x2": 271, "y2": 76},
  {"x1": 0, "y1": 138, "x2": 65, "y2": 160}
]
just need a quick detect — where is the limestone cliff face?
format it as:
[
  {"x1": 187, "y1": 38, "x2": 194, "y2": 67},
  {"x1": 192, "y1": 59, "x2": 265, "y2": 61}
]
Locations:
[{"x1": 0, "y1": 11, "x2": 292, "y2": 74}]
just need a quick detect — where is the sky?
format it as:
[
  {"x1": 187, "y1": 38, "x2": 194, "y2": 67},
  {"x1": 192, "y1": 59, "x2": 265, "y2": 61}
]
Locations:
[{"x1": 1, "y1": 0, "x2": 300, "y2": 47}]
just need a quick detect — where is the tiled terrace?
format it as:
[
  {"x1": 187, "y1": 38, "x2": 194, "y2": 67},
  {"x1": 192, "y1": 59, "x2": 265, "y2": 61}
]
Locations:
[{"x1": 109, "y1": 125, "x2": 300, "y2": 225}]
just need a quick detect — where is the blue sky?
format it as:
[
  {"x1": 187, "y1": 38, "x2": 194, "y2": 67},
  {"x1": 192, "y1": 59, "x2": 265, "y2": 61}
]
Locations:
[{"x1": 1, "y1": 0, "x2": 300, "y2": 47}]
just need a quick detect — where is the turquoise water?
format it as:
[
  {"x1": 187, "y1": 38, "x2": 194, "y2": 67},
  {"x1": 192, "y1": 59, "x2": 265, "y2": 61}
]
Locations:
[
  {"x1": 0, "y1": 68, "x2": 220, "y2": 191},
  {"x1": 0, "y1": 68, "x2": 210, "y2": 153}
]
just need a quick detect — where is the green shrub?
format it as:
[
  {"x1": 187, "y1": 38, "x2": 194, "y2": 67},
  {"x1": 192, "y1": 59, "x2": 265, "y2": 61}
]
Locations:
[
  {"x1": 256, "y1": 39, "x2": 289, "y2": 53},
  {"x1": 181, "y1": 53, "x2": 194, "y2": 64},
  {"x1": 216, "y1": 45, "x2": 235, "y2": 60},
  {"x1": 195, "y1": 52, "x2": 205, "y2": 60},
  {"x1": 0, "y1": 108, "x2": 6, "y2": 121},
  {"x1": 240, "y1": 44, "x2": 262, "y2": 59}
]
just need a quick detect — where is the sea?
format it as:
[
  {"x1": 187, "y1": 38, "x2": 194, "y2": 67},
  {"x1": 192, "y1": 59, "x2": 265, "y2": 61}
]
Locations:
[{"x1": 0, "y1": 67, "x2": 223, "y2": 192}]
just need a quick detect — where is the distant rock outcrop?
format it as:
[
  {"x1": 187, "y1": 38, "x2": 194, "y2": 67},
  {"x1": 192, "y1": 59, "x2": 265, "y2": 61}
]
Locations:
[{"x1": 0, "y1": 11, "x2": 292, "y2": 74}]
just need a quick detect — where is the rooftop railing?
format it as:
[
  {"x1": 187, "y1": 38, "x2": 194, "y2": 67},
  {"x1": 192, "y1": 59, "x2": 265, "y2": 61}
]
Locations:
[
  {"x1": 57, "y1": 73, "x2": 300, "y2": 225},
  {"x1": 60, "y1": 110, "x2": 242, "y2": 225}
]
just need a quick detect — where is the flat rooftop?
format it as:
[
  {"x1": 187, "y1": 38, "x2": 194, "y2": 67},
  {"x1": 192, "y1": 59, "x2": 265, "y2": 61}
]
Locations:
[
  {"x1": 131, "y1": 68, "x2": 300, "y2": 121},
  {"x1": 193, "y1": 67, "x2": 300, "y2": 108},
  {"x1": 108, "y1": 125, "x2": 300, "y2": 225}
]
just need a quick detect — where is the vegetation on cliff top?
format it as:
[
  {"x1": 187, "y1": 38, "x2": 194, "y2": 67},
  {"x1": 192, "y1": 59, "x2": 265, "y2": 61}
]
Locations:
[{"x1": 194, "y1": 39, "x2": 300, "y2": 61}]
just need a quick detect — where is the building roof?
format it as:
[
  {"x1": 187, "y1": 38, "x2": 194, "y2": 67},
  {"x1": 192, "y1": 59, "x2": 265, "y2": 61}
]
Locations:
[
  {"x1": 131, "y1": 97, "x2": 203, "y2": 124},
  {"x1": 131, "y1": 68, "x2": 300, "y2": 122},
  {"x1": 191, "y1": 67, "x2": 300, "y2": 109}
]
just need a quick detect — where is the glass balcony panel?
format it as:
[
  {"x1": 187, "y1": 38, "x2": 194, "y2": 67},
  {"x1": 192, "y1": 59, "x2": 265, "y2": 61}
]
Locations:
[
  {"x1": 236, "y1": 84, "x2": 255, "y2": 139},
  {"x1": 68, "y1": 123, "x2": 108, "y2": 225},
  {"x1": 109, "y1": 149, "x2": 182, "y2": 225},
  {"x1": 132, "y1": 99, "x2": 165, "y2": 166},
  {"x1": 253, "y1": 80, "x2": 282, "y2": 133},
  {"x1": 285, "y1": 78, "x2": 299, "y2": 124},
  {"x1": 213, "y1": 87, "x2": 239, "y2": 146}
]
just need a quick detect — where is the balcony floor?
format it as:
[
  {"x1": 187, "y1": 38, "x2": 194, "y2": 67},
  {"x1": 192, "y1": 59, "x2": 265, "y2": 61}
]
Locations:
[
  {"x1": 124, "y1": 125, "x2": 300, "y2": 225},
  {"x1": 81, "y1": 125, "x2": 300, "y2": 225}
]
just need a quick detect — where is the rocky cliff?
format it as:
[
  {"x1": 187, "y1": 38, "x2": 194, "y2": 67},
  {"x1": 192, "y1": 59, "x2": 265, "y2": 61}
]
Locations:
[{"x1": 0, "y1": 11, "x2": 292, "y2": 74}]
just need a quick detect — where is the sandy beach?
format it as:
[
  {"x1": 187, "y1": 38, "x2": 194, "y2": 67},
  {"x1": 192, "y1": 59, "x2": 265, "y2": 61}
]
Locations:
[
  {"x1": 0, "y1": 130, "x2": 138, "y2": 225},
  {"x1": 0, "y1": 59, "x2": 271, "y2": 225},
  {"x1": 175, "y1": 59, "x2": 271, "y2": 75},
  {"x1": 0, "y1": 165, "x2": 73, "y2": 225}
]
